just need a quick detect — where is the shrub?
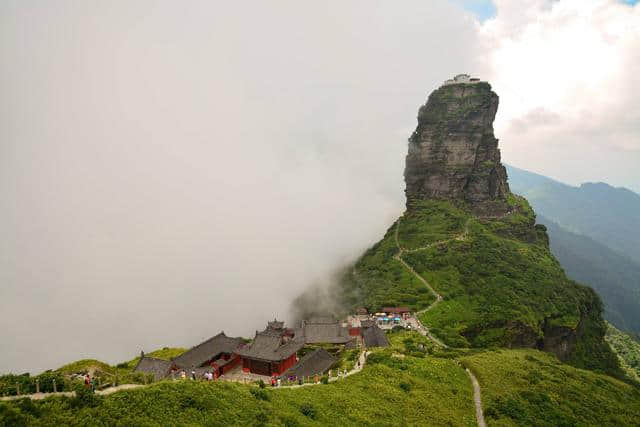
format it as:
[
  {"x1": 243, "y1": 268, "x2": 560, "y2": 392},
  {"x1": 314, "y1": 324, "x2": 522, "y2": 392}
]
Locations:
[
  {"x1": 281, "y1": 416, "x2": 300, "y2": 427},
  {"x1": 320, "y1": 376, "x2": 329, "y2": 385},
  {"x1": 399, "y1": 382, "x2": 412, "y2": 392},
  {"x1": 70, "y1": 384, "x2": 101, "y2": 409},
  {"x1": 250, "y1": 388, "x2": 270, "y2": 401},
  {"x1": 16, "y1": 398, "x2": 40, "y2": 418},
  {"x1": 258, "y1": 379, "x2": 265, "y2": 389},
  {"x1": 300, "y1": 403, "x2": 317, "y2": 419},
  {"x1": 255, "y1": 410, "x2": 269, "y2": 426}
]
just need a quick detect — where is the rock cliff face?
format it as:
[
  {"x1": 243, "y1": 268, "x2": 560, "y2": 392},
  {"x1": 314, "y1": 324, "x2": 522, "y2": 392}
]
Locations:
[{"x1": 404, "y1": 81, "x2": 509, "y2": 209}]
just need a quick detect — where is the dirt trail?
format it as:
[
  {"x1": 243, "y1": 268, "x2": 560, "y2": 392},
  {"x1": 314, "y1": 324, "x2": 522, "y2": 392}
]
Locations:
[
  {"x1": 0, "y1": 384, "x2": 145, "y2": 401},
  {"x1": 466, "y1": 369, "x2": 487, "y2": 427},
  {"x1": 394, "y1": 216, "x2": 490, "y2": 427}
]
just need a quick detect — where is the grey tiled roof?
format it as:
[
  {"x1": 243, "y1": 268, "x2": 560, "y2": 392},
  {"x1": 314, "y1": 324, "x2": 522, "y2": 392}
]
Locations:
[
  {"x1": 279, "y1": 348, "x2": 336, "y2": 379},
  {"x1": 133, "y1": 357, "x2": 172, "y2": 380},
  {"x1": 362, "y1": 325, "x2": 390, "y2": 348},
  {"x1": 235, "y1": 332, "x2": 304, "y2": 362},
  {"x1": 360, "y1": 320, "x2": 375, "y2": 328},
  {"x1": 171, "y1": 332, "x2": 244, "y2": 368},
  {"x1": 301, "y1": 317, "x2": 352, "y2": 344}
]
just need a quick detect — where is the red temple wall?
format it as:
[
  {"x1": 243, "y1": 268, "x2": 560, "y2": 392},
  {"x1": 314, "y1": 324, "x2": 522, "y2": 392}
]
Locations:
[
  {"x1": 241, "y1": 353, "x2": 298, "y2": 376},
  {"x1": 273, "y1": 353, "x2": 297, "y2": 375},
  {"x1": 221, "y1": 355, "x2": 241, "y2": 374}
]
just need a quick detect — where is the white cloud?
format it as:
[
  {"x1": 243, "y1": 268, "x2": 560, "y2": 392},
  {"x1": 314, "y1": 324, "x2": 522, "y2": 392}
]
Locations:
[
  {"x1": 0, "y1": 0, "x2": 481, "y2": 374},
  {"x1": 480, "y1": 0, "x2": 640, "y2": 189}
]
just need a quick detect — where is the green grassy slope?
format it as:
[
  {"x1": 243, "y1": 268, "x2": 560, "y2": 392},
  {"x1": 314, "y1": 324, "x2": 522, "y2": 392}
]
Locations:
[
  {"x1": 606, "y1": 323, "x2": 640, "y2": 383},
  {"x1": 461, "y1": 349, "x2": 640, "y2": 426},
  {"x1": 340, "y1": 197, "x2": 621, "y2": 376},
  {"x1": 341, "y1": 228, "x2": 436, "y2": 312},
  {"x1": 4, "y1": 332, "x2": 638, "y2": 426},
  {"x1": 0, "y1": 348, "x2": 477, "y2": 426}
]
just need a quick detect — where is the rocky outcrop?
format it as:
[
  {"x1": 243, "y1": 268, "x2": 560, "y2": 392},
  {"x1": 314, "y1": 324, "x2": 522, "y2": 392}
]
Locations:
[{"x1": 404, "y1": 80, "x2": 509, "y2": 209}]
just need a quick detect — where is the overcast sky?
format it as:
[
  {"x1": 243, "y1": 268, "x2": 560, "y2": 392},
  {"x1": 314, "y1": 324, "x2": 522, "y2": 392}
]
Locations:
[{"x1": 1, "y1": 0, "x2": 638, "y2": 374}]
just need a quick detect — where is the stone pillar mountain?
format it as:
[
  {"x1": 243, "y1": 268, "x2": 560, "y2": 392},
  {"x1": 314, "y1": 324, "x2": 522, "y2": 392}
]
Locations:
[{"x1": 404, "y1": 77, "x2": 510, "y2": 211}]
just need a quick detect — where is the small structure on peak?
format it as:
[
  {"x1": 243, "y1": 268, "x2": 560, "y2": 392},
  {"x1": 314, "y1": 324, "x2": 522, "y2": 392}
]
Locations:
[{"x1": 442, "y1": 73, "x2": 483, "y2": 86}]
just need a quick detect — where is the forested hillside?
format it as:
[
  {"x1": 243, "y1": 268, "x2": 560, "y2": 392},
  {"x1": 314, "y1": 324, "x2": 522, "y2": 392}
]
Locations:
[
  {"x1": 507, "y1": 165, "x2": 640, "y2": 336},
  {"x1": 539, "y1": 216, "x2": 640, "y2": 335},
  {"x1": 506, "y1": 165, "x2": 640, "y2": 264}
]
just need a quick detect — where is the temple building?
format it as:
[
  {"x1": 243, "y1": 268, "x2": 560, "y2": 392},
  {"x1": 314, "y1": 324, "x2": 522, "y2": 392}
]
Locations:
[
  {"x1": 279, "y1": 348, "x2": 336, "y2": 380},
  {"x1": 236, "y1": 320, "x2": 304, "y2": 376},
  {"x1": 381, "y1": 306, "x2": 411, "y2": 320},
  {"x1": 171, "y1": 332, "x2": 244, "y2": 377},
  {"x1": 133, "y1": 352, "x2": 172, "y2": 380},
  {"x1": 361, "y1": 320, "x2": 390, "y2": 348},
  {"x1": 134, "y1": 332, "x2": 244, "y2": 379}
]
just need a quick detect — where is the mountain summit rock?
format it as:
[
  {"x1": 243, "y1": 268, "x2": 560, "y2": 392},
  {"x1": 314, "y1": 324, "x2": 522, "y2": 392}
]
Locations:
[
  {"x1": 404, "y1": 77, "x2": 509, "y2": 211},
  {"x1": 335, "y1": 76, "x2": 623, "y2": 378}
]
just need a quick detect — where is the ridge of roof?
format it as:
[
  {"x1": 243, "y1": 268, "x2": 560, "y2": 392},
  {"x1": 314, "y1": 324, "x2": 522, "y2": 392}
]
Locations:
[{"x1": 172, "y1": 331, "x2": 244, "y2": 368}]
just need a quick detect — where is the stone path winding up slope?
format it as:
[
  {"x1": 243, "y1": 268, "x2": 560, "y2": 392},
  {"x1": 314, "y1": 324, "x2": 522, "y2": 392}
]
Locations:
[{"x1": 393, "y1": 216, "x2": 488, "y2": 427}]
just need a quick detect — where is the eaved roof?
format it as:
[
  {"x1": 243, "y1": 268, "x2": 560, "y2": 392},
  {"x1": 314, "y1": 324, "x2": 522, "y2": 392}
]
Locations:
[
  {"x1": 382, "y1": 307, "x2": 410, "y2": 314},
  {"x1": 235, "y1": 331, "x2": 304, "y2": 362},
  {"x1": 172, "y1": 332, "x2": 244, "y2": 368},
  {"x1": 134, "y1": 356, "x2": 172, "y2": 380},
  {"x1": 279, "y1": 348, "x2": 336, "y2": 379},
  {"x1": 301, "y1": 317, "x2": 352, "y2": 344},
  {"x1": 362, "y1": 325, "x2": 390, "y2": 348},
  {"x1": 266, "y1": 319, "x2": 284, "y2": 331}
]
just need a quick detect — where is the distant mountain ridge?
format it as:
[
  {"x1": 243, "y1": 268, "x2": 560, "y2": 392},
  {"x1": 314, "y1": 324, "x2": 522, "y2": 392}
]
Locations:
[
  {"x1": 507, "y1": 165, "x2": 640, "y2": 336},
  {"x1": 506, "y1": 165, "x2": 640, "y2": 264}
]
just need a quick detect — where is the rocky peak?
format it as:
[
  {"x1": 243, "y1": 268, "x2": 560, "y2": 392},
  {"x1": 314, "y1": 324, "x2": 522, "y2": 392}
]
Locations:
[{"x1": 404, "y1": 77, "x2": 509, "y2": 210}]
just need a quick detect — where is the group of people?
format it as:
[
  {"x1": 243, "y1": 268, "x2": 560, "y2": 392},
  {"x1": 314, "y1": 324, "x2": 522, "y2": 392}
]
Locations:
[
  {"x1": 83, "y1": 374, "x2": 96, "y2": 391},
  {"x1": 178, "y1": 370, "x2": 217, "y2": 381},
  {"x1": 268, "y1": 368, "x2": 350, "y2": 388}
]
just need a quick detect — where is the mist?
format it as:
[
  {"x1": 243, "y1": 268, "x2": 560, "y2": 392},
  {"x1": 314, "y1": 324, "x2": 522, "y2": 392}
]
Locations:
[
  {"x1": 2, "y1": 0, "x2": 638, "y2": 374},
  {"x1": 0, "y1": 1, "x2": 482, "y2": 373}
]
